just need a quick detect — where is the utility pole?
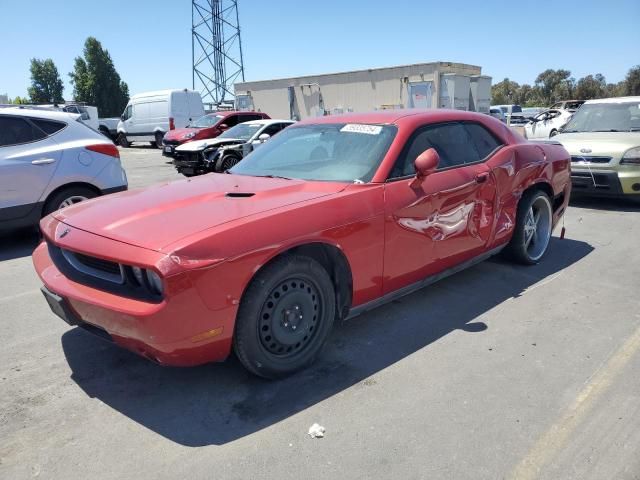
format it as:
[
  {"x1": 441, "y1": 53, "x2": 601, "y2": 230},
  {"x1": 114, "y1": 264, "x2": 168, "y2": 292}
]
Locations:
[{"x1": 192, "y1": 0, "x2": 245, "y2": 110}]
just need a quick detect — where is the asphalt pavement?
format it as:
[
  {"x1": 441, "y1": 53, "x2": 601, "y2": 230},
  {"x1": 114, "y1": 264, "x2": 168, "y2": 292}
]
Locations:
[{"x1": 1, "y1": 145, "x2": 639, "y2": 479}]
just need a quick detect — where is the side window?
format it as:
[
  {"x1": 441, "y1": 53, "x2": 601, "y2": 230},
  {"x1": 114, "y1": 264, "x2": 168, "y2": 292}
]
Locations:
[
  {"x1": 463, "y1": 123, "x2": 502, "y2": 159},
  {"x1": 31, "y1": 119, "x2": 66, "y2": 136},
  {"x1": 392, "y1": 123, "x2": 500, "y2": 178},
  {"x1": 224, "y1": 115, "x2": 240, "y2": 127},
  {"x1": 123, "y1": 105, "x2": 132, "y2": 120},
  {"x1": 0, "y1": 117, "x2": 47, "y2": 147},
  {"x1": 262, "y1": 124, "x2": 282, "y2": 136}
]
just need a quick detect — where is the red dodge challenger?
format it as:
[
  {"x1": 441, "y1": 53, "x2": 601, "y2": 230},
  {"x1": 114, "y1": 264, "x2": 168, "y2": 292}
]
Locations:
[{"x1": 33, "y1": 110, "x2": 571, "y2": 378}]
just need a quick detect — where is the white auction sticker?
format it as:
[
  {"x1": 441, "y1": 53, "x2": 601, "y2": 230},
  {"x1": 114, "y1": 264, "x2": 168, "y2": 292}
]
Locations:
[{"x1": 340, "y1": 124, "x2": 382, "y2": 135}]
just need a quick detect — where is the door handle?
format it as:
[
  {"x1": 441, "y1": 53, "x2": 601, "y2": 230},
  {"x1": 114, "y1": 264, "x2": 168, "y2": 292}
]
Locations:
[
  {"x1": 31, "y1": 158, "x2": 56, "y2": 165},
  {"x1": 475, "y1": 172, "x2": 489, "y2": 183}
]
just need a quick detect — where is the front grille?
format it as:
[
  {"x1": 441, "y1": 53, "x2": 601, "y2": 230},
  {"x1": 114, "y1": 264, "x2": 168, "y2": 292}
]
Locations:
[
  {"x1": 572, "y1": 172, "x2": 616, "y2": 190},
  {"x1": 163, "y1": 139, "x2": 180, "y2": 146},
  {"x1": 60, "y1": 248, "x2": 123, "y2": 284},
  {"x1": 571, "y1": 156, "x2": 612, "y2": 164},
  {"x1": 74, "y1": 252, "x2": 121, "y2": 276},
  {"x1": 173, "y1": 152, "x2": 202, "y2": 166},
  {"x1": 47, "y1": 242, "x2": 163, "y2": 303}
]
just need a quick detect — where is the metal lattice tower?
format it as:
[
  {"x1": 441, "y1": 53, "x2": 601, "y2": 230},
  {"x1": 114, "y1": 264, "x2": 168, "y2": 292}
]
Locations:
[{"x1": 192, "y1": 0, "x2": 245, "y2": 108}]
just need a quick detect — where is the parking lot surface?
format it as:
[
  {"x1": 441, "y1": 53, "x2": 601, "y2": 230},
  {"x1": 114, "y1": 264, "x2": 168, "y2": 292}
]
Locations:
[{"x1": 1, "y1": 146, "x2": 639, "y2": 480}]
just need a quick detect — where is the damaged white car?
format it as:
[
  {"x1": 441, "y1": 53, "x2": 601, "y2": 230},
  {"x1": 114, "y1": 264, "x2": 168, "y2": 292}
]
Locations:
[{"x1": 172, "y1": 119, "x2": 295, "y2": 177}]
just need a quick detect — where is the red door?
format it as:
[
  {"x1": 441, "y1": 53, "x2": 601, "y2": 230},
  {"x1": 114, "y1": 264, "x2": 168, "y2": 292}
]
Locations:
[{"x1": 381, "y1": 121, "x2": 501, "y2": 295}]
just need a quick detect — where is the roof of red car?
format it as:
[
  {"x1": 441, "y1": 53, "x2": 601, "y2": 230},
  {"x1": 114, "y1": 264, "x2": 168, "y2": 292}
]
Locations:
[{"x1": 296, "y1": 109, "x2": 492, "y2": 126}]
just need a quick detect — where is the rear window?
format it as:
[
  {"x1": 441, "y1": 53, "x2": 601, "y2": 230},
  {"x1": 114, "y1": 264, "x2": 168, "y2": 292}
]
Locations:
[
  {"x1": 511, "y1": 105, "x2": 523, "y2": 113},
  {"x1": 32, "y1": 118, "x2": 66, "y2": 135}
]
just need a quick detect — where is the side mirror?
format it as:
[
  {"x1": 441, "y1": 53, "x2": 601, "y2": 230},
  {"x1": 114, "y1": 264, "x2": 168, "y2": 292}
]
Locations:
[
  {"x1": 410, "y1": 148, "x2": 439, "y2": 188},
  {"x1": 120, "y1": 114, "x2": 125, "y2": 121},
  {"x1": 219, "y1": 123, "x2": 229, "y2": 131},
  {"x1": 258, "y1": 133, "x2": 270, "y2": 142}
]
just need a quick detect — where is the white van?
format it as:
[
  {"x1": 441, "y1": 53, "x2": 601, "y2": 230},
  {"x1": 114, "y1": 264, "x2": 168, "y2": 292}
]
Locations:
[{"x1": 116, "y1": 89, "x2": 204, "y2": 148}]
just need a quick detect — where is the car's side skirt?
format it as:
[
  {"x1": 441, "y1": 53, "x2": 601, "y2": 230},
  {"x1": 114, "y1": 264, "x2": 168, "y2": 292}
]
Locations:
[{"x1": 345, "y1": 244, "x2": 507, "y2": 321}]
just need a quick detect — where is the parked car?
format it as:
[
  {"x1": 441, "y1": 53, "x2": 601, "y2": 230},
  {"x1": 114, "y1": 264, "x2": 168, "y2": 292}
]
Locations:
[
  {"x1": 489, "y1": 107, "x2": 505, "y2": 122},
  {"x1": 524, "y1": 109, "x2": 573, "y2": 139},
  {"x1": 550, "y1": 100, "x2": 585, "y2": 111},
  {"x1": 0, "y1": 108, "x2": 127, "y2": 232},
  {"x1": 173, "y1": 119, "x2": 294, "y2": 176},
  {"x1": 116, "y1": 89, "x2": 205, "y2": 149},
  {"x1": 522, "y1": 107, "x2": 546, "y2": 120},
  {"x1": 161, "y1": 111, "x2": 270, "y2": 158},
  {"x1": 491, "y1": 104, "x2": 527, "y2": 125},
  {"x1": 98, "y1": 118, "x2": 119, "y2": 141},
  {"x1": 33, "y1": 110, "x2": 570, "y2": 378},
  {"x1": 553, "y1": 96, "x2": 640, "y2": 198}
]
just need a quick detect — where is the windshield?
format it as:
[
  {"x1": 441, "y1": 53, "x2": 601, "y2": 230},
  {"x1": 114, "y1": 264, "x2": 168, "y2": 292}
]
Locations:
[
  {"x1": 562, "y1": 102, "x2": 640, "y2": 132},
  {"x1": 511, "y1": 105, "x2": 523, "y2": 113},
  {"x1": 191, "y1": 114, "x2": 224, "y2": 128},
  {"x1": 229, "y1": 123, "x2": 397, "y2": 182},
  {"x1": 219, "y1": 123, "x2": 262, "y2": 140}
]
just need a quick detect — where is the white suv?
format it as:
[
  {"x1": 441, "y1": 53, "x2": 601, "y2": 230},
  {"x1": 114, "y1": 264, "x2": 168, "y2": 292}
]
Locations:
[{"x1": 0, "y1": 107, "x2": 128, "y2": 232}]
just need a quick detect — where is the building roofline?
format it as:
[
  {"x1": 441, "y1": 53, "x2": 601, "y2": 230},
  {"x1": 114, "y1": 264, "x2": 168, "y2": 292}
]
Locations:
[{"x1": 236, "y1": 61, "x2": 481, "y2": 87}]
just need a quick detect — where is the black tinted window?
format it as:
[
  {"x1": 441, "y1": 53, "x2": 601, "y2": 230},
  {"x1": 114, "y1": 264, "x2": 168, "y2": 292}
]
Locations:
[
  {"x1": 32, "y1": 118, "x2": 66, "y2": 135},
  {"x1": 0, "y1": 117, "x2": 47, "y2": 147},
  {"x1": 393, "y1": 123, "x2": 478, "y2": 177},
  {"x1": 262, "y1": 124, "x2": 283, "y2": 136},
  {"x1": 464, "y1": 123, "x2": 502, "y2": 158}
]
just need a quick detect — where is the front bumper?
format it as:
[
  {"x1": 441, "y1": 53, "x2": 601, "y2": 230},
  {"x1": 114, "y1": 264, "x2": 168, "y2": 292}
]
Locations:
[
  {"x1": 33, "y1": 239, "x2": 238, "y2": 367},
  {"x1": 571, "y1": 167, "x2": 640, "y2": 196}
]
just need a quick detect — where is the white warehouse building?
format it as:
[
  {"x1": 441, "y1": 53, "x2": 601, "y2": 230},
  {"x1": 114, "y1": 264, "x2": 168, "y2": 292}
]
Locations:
[{"x1": 234, "y1": 61, "x2": 491, "y2": 120}]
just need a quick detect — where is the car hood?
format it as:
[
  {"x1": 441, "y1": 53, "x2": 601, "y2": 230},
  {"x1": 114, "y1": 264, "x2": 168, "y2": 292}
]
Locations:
[
  {"x1": 176, "y1": 137, "x2": 245, "y2": 152},
  {"x1": 164, "y1": 127, "x2": 200, "y2": 141},
  {"x1": 52, "y1": 174, "x2": 347, "y2": 252},
  {"x1": 553, "y1": 132, "x2": 640, "y2": 156}
]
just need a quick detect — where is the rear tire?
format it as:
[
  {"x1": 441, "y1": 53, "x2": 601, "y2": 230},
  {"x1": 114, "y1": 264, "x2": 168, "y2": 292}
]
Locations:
[
  {"x1": 154, "y1": 132, "x2": 164, "y2": 149},
  {"x1": 504, "y1": 190, "x2": 553, "y2": 265},
  {"x1": 117, "y1": 133, "x2": 130, "y2": 148},
  {"x1": 43, "y1": 186, "x2": 98, "y2": 216},
  {"x1": 233, "y1": 255, "x2": 336, "y2": 379},
  {"x1": 549, "y1": 129, "x2": 558, "y2": 138}
]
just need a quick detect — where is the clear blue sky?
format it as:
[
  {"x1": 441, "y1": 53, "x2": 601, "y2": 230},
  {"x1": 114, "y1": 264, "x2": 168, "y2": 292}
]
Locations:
[{"x1": 2, "y1": 0, "x2": 639, "y2": 99}]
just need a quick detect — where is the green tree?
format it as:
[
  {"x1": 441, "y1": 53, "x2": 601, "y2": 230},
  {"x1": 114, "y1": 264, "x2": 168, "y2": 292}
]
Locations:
[
  {"x1": 491, "y1": 78, "x2": 521, "y2": 105},
  {"x1": 28, "y1": 58, "x2": 64, "y2": 104},
  {"x1": 533, "y1": 69, "x2": 574, "y2": 105},
  {"x1": 69, "y1": 37, "x2": 129, "y2": 117},
  {"x1": 623, "y1": 65, "x2": 640, "y2": 96},
  {"x1": 12, "y1": 96, "x2": 29, "y2": 104},
  {"x1": 574, "y1": 74, "x2": 607, "y2": 100}
]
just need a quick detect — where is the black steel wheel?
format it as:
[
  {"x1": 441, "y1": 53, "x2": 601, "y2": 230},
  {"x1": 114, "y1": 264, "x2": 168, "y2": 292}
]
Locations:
[{"x1": 234, "y1": 255, "x2": 336, "y2": 379}]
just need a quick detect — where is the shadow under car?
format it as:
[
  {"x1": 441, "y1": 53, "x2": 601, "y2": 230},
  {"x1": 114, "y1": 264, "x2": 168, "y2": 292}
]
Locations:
[{"x1": 61, "y1": 237, "x2": 593, "y2": 446}]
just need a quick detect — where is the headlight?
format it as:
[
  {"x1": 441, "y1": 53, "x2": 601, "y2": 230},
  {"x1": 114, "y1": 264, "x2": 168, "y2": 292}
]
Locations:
[
  {"x1": 131, "y1": 266, "x2": 144, "y2": 285},
  {"x1": 183, "y1": 132, "x2": 196, "y2": 140},
  {"x1": 621, "y1": 147, "x2": 640, "y2": 166},
  {"x1": 127, "y1": 265, "x2": 163, "y2": 297},
  {"x1": 145, "y1": 270, "x2": 164, "y2": 295}
]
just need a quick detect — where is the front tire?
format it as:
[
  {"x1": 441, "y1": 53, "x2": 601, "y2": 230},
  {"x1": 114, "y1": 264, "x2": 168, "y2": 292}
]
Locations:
[
  {"x1": 154, "y1": 132, "x2": 164, "y2": 149},
  {"x1": 504, "y1": 190, "x2": 553, "y2": 265},
  {"x1": 549, "y1": 129, "x2": 558, "y2": 138},
  {"x1": 234, "y1": 255, "x2": 336, "y2": 379},
  {"x1": 117, "y1": 133, "x2": 130, "y2": 148},
  {"x1": 215, "y1": 153, "x2": 242, "y2": 172}
]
